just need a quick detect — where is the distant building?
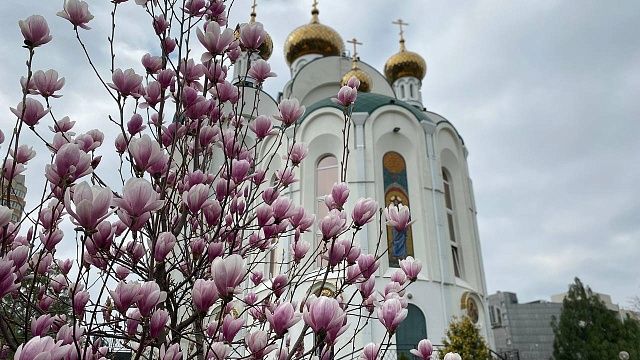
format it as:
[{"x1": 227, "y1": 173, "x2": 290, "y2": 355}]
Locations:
[
  {"x1": 1, "y1": 174, "x2": 27, "y2": 222},
  {"x1": 488, "y1": 291, "x2": 561, "y2": 360},
  {"x1": 551, "y1": 291, "x2": 640, "y2": 322}
]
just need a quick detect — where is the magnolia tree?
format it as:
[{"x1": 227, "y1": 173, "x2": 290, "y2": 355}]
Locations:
[{"x1": 0, "y1": 1, "x2": 462, "y2": 359}]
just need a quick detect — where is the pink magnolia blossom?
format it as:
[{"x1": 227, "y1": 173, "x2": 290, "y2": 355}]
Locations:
[
  {"x1": 410, "y1": 339, "x2": 433, "y2": 360},
  {"x1": 212, "y1": 81, "x2": 239, "y2": 104},
  {"x1": 113, "y1": 178, "x2": 164, "y2": 231},
  {"x1": 50, "y1": 116, "x2": 75, "y2": 133},
  {"x1": 158, "y1": 69, "x2": 176, "y2": 88},
  {"x1": 330, "y1": 182, "x2": 350, "y2": 209},
  {"x1": 126, "y1": 309, "x2": 141, "y2": 336},
  {"x1": 360, "y1": 343, "x2": 379, "y2": 360},
  {"x1": 183, "y1": 183, "x2": 210, "y2": 213},
  {"x1": 249, "y1": 115, "x2": 275, "y2": 138},
  {"x1": 39, "y1": 229, "x2": 64, "y2": 251},
  {"x1": 150, "y1": 309, "x2": 169, "y2": 338},
  {"x1": 240, "y1": 22, "x2": 266, "y2": 50},
  {"x1": 127, "y1": 114, "x2": 146, "y2": 135},
  {"x1": 399, "y1": 256, "x2": 422, "y2": 281},
  {"x1": 3, "y1": 159, "x2": 25, "y2": 182},
  {"x1": 347, "y1": 75, "x2": 361, "y2": 90},
  {"x1": 30, "y1": 314, "x2": 55, "y2": 337},
  {"x1": 160, "y1": 343, "x2": 182, "y2": 360},
  {"x1": 286, "y1": 143, "x2": 307, "y2": 166},
  {"x1": 72, "y1": 290, "x2": 90, "y2": 317},
  {"x1": 357, "y1": 253, "x2": 379, "y2": 279},
  {"x1": 275, "y1": 98, "x2": 305, "y2": 127},
  {"x1": 192, "y1": 279, "x2": 218, "y2": 312},
  {"x1": 33, "y1": 69, "x2": 65, "y2": 98},
  {"x1": 266, "y1": 302, "x2": 301, "y2": 337},
  {"x1": 443, "y1": 353, "x2": 462, "y2": 360},
  {"x1": 230, "y1": 158, "x2": 251, "y2": 183},
  {"x1": 11, "y1": 144, "x2": 36, "y2": 164},
  {"x1": 196, "y1": 21, "x2": 234, "y2": 60},
  {"x1": 10, "y1": 98, "x2": 49, "y2": 126},
  {"x1": 352, "y1": 198, "x2": 377, "y2": 227},
  {"x1": 377, "y1": 298, "x2": 407, "y2": 334},
  {"x1": 115, "y1": 133, "x2": 127, "y2": 153},
  {"x1": 137, "y1": 281, "x2": 167, "y2": 316},
  {"x1": 141, "y1": 81, "x2": 164, "y2": 108},
  {"x1": 319, "y1": 209, "x2": 347, "y2": 239},
  {"x1": 57, "y1": 0, "x2": 94, "y2": 29},
  {"x1": 206, "y1": 342, "x2": 231, "y2": 360},
  {"x1": 44, "y1": 143, "x2": 92, "y2": 188},
  {"x1": 109, "y1": 281, "x2": 141, "y2": 313},
  {"x1": 271, "y1": 274, "x2": 288, "y2": 298},
  {"x1": 248, "y1": 59, "x2": 276, "y2": 83},
  {"x1": 325, "y1": 241, "x2": 346, "y2": 267},
  {"x1": 211, "y1": 254, "x2": 245, "y2": 299},
  {"x1": 153, "y1": 15, "x2": 169, "y2": 35},
  {"x1": 185, "y1": 0, "x2": 206, "y2": 15},
  {"x1": 18, "y1": 15, "x2": 52, "y2": 47},
  {"x1": 109, "y1": 68, "x2": 144, "y2": 97},
  {"x1": 332, "y1": 85, "x2": 358, "y2": 107},
  {"x1": 0, "y1": 260, "x2": 19, "y2": 298},
  {"x1": 346, "y1": 264, "x2": 362, "y2": 284},
  {"x1": 303, "y1": 296, "x2": 347, "y2": 340},
  {"x1": 163, "y1": 37, "x2": 177, "y2": 54},
  {"x1": 155, "y1": 232, "x2": 176, "y2": 261},
  {"x1": 221, "y1": 314, "x2": 244, "y2": 342},
  {"x1": 14, "y1": 336, "x2": 69, "y2": 360},
  {"x1": 385, "y1": 203, "x2": 414, "y2": 232},
  {"x1": 64, "y1": 181, "x2": 112, "y2": 230},
  {"x1": 292, "y1": 240, "x2": 310, "y2": 263},
  {"x1": 391, "y1": 269, "x2": 407, "y2": 284},
  {"x1": 141, "y1": 53, "x2": 163, "y2": 74},
  {"x1": 245, "y1": 330, "x2": 275, "y2": 359}
]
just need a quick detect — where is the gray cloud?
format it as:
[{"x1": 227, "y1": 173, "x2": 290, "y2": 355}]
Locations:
[{"x1": 1, "y1": 0, "x2": 638, "y2": 306}]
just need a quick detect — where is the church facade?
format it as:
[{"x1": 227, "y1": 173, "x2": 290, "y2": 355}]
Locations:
[{"x1": 232, "y1": 3, "x2": 494, "y2": 356}]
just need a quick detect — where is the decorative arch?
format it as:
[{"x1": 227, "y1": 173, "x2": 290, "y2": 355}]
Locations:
[
  {"x1": 396, "y1": 304, "x2": 427, "y2": 358},
  {"x1": 383, "y1": 151, "x2": 414, "y2": 267}
]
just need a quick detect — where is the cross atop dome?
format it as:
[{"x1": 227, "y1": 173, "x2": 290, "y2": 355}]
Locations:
[
  {"x1": 250, "y1": 0, "x2": 257, "y2": 20},
  {"x1": 347, "y1": 37, "x2": 362, "y2": 60},
  {"x1": 392, "y1": 18, "x2": 409, "y2": 50}
]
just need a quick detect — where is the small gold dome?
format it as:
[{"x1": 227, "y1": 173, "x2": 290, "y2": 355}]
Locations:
[
  {"x1": 341, "y1": 60, "x2": 372, "y2": 92},
  {"x1": 384, "y1": 40, "x2": 427, "y2": 83},
  {"x1": 283, "y1": 9, "x2": 345, "y2": 65},
  {"x1": 258, "y1": 31, "x2": 273, "y2": 60}
]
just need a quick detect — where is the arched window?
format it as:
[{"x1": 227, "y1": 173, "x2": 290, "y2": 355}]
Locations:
[
  {"x1": 443, "y1": 168, "x2": 462, "y2": 278},
  {"x1": 400, "y1": 83, "x2": 406, "y2": 99},
  {"x1": 409, "y1": 83, "x2": 415, "y2": 98},
  {"x1": 396, "y1": 304, "x2": 427, "y2": 358},
  {"x1": 316, "y1": 155, "x2": 339, "y2": 265},
  {"x1": 383, "y1": 152, "x2": 414, "y2": 268}
]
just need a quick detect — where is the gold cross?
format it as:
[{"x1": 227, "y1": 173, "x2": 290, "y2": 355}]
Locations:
[
  {"x1": 392, "y1": 18, "x2": 409, "y2": 41},
  {"x1": 347, "y1": 37, "x2": 363, "y2": 60},
  {"x1": 312, "y1": 0, "x2": 319, "y2": 11},
  {"x1": 251, "y1": 0, "x2": 257, "y2": 14}
]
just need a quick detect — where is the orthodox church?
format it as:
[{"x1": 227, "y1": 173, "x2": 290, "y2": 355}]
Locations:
[{"x1": 231, "y1": 2, "x2": 494, "y2": 356}]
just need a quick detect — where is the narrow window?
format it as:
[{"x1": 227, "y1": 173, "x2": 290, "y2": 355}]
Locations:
[{"x1": 443, "y1": 168, "x2": 462, "y2": 278}]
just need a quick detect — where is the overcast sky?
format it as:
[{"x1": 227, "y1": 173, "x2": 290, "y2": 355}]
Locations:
[{"x1": 1, "y1": 1, "x2": 639, "y2": 306}]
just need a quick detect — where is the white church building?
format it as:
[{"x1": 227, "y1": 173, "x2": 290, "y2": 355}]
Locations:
[{"x1": 230, "y1": 3, "x2": 494, "y2": 357}]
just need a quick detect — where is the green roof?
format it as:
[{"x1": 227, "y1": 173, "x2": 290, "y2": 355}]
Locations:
[{"x1": 300, "y1": 92, "x2": 429, "y2": 123}]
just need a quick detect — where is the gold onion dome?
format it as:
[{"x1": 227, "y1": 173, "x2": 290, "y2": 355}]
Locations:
[
  {"x1": 341, "y1": 60, "x2": 372, "y2": 92},
  {"x1": 384, "y1": 39, "x2": 426, "y2": 83},
  {"x1": 283, "y1": 7, "x2": 345, "y2": 65}
]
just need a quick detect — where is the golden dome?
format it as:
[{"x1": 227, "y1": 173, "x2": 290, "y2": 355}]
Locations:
[
  {"x1": 341, "y1": 60, "x2": 372, "y2": 92},
  {"x1": 384, "y1": 39, "x2": 427, "y2": 83},
  {"x1": 258, "y1": 31, "x2": 273, "y2": 60},
  {"x1": 283, "y1": 9, "x2": 344, "y2": 65}
]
